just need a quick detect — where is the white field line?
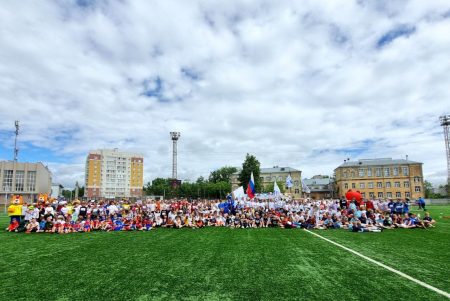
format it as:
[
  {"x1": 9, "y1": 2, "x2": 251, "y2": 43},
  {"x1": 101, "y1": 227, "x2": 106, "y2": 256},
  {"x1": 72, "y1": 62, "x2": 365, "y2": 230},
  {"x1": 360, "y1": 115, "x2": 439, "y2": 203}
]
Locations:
[{"x1": 304, "y1": 229, "x2": 450, "y2": 299}]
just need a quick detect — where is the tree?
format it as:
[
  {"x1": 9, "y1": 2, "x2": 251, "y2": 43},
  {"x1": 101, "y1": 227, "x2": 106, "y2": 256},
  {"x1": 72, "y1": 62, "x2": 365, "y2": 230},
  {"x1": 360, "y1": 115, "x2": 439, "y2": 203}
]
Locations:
[
  {"x1": 144, "y1": 178, "x2": 169, "y2": 196},
  {"x1": 209, "y1": 166, "x2": 238, "y2": 183},
  {"x1": 423, "y1": 180, "x2": 446, "y2": 199},
  {"x1": 62, "y1": 189, "x2": 72, "y2": 199},
  {"x1": 238, "y1": 153, "x2": 261, "y2": 193},
  {"x1": 78, "y1": 186, "x2": 85, "y2": 198},
  {"x1": 424, "y1": 180, "x2": 433, "y2": 198},
  {"x1": 261, "y1": 181, "x2": 285, "y2": 194}
]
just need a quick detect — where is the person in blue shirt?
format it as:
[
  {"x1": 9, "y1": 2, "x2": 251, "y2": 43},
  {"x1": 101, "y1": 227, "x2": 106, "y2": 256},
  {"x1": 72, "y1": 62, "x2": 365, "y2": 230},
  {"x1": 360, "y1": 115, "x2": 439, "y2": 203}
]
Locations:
[
  {"x1": 394, "y1": 199, "x2": 403, "y2": 215},
  {"x1": 417, "y1": 197, "x2": 426, "y2": 211},
  {"x1": 402, "y1": 200, "x2": 409, "y2": 214},
  {"x1": 114, "y1": 219, "x2": 124, "y2": 231},
  {"x1": 387, "y1": 199, "x2": 395, "y2": 214},
  {"x1": 323, "y1": 215, "x2": 334, "y2": 229}
]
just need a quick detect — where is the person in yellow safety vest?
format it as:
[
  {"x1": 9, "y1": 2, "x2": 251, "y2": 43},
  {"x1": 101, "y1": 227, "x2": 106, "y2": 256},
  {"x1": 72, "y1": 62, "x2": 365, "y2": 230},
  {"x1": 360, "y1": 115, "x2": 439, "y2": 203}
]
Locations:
[{"x1": 7, "y1": 195, "x2": 23, "y2": 223}]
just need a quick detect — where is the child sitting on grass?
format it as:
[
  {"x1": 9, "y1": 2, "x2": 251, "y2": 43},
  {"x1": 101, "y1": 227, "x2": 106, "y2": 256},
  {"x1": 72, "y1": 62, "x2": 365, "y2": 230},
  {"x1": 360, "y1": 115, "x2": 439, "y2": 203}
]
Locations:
[{"x1": 7, "y1": 218, "x2": 19, "y2": 232}]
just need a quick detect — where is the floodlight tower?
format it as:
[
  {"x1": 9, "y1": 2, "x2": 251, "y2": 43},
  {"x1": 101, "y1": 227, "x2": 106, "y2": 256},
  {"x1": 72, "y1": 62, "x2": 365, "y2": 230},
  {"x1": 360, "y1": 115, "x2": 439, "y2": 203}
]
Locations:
[
  {"x1": 13, "y1": 120, "x2": 19, "y2": 161},
  {"x1": 440, "y1": 115, "x2": 450, "y2": 187},
  {"x1": 170, "y1": 132, "x2": 181, "y2": 179}
]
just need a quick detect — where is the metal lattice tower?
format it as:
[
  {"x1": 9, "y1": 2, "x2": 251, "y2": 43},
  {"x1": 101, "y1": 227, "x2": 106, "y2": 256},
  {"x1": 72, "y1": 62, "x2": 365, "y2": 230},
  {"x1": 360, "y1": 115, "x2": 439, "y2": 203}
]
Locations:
[
  {"x1": 14, "y1": 120, "x2": 19, "y2": 161},
  {"x1": 440, "y1": 115, "x2": 450, "y2": 186},
  {"x1": 170, "y1": 132, "x2": 181, "y2": 179}
]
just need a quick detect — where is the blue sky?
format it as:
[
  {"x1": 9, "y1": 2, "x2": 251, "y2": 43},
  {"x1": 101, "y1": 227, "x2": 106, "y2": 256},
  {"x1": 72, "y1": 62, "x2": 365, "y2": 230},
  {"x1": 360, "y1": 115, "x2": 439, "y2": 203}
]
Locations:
[{"x1": 0, "y1": 0, "x2": 449, "y2": 188}]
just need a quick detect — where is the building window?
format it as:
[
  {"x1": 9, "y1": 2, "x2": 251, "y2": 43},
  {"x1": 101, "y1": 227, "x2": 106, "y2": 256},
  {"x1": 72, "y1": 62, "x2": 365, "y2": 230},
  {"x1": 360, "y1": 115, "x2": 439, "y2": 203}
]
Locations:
[
  {"x1": 369, "y1": 192, "x2": 374, "y2": 198},
  {"x1": 294, "y1": 189, "x2": 299, "y2": 194},
  {"x1": 361, "y1": 192, "x2": 366, "y2": 198},
  {"x1": 358, "y1": 168, "x2": 365, "y2": 177},
  {"x1": 386, "y1": 182, "x2": 391, "y2": 188},
  {"x1": 405, "y1": 192, "x2": 411, "y2": 198},
  {"x1": 384, "y1": 167, "x2": 390, "y2": 177},
  {"x1": 2, "y1": 170, "x2": 13, "y2": 191},
  {"x1": 394, "y1": 181, "x2": 400, "y2": 188},
  {"x1": 393, "y1": 167, "x2": 399, "y2": 176},
  {"x1": 359, "y1": 183, "x2": 365, "y2": 189},
  {"x1": 404, "y1": 181, "x2": 410, "y2": 188},
  {"x1": 386, "y1": 192, "x2": 392, "y2": 198},
  {"x1": 15, "y1": 171, "x2": 24, "y2": 191},
  {"x1": 343, "y1": 171, "x2": 348, "y2": 178},
  {"x1": 414, "y1": 176, "x2": 421, "y2": 183},
  {"x1": 368, "y1": 182, "x2": 374, "y2": 188},
  {"x1": 402, "y1": 166, "x2": 409, "y2": 176},
  {"x1": 377, "y1": 182, "x2": 382, "y2": 188},
  {"x1": 294, "y1": 180, "x2": 299, "y2": 187},
  {"x1": 27, "y1": 171, "x2": 36, "y2": 191},
  {"x1": 344, "y1": 183, "x2": 348, "y2": 189},
  {"x1": 415, "y1": 186, "x2": 421, "y2": 192},
  {"x1": 367, "y1": 168, "x2": 372, "y2": 177},
  {"x1": 351, "y1": 183, "x2": 356, "y2": 189},
  {"x1": 378, "y1": 192, "x2": 383, "y2": 198},
  {"x1": 396, "y1": 192, "x2": 401, "y2": 198},
  {"x1": 265, "y1": 177, "x2": 270, "y2": 181},
  {"x1": 376, "y1": 168, "x2": 381, "y2": 177}
]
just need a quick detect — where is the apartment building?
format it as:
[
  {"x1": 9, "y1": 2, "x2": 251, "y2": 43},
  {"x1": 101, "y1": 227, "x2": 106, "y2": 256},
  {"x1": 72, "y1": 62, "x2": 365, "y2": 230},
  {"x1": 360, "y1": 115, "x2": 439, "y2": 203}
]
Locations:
[{"x1": 85, "y1": 149, "x2": 144, "y2": 199}]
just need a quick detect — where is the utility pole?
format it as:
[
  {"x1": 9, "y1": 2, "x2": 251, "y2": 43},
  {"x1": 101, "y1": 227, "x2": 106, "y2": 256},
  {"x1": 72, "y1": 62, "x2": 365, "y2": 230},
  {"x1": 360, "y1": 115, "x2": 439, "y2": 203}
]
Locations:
[{"x1": 440, "y1": 115, "x2": 450, "y2": 193}]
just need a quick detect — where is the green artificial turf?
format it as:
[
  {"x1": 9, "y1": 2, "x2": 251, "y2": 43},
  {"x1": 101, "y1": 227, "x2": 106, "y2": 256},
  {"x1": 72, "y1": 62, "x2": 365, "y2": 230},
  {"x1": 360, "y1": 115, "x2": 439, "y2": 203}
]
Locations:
[{"x1": 0, "y1": 206, "x2": 449, "y2": 301}]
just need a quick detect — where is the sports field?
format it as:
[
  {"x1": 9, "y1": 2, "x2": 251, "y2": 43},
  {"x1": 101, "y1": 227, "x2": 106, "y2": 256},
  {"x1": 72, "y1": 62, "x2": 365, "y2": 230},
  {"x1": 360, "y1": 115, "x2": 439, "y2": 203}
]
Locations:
[{"x1": 1, "y1": 206, "x2": 449, "y2": 301}]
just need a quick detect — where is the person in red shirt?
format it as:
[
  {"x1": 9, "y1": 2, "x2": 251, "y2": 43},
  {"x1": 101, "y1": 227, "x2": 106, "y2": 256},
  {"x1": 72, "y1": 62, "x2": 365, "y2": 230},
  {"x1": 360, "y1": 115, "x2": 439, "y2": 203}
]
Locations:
[
  {"x1": 196, "y1": 218, "x2": 204, "y2": 228},
  {"x1": 92, "y1": 218, "x2": 100, "y2": 231},
  {"x1": 366, "y1": 199, "x2": 374, "y2": 211},
  {"x1": 7, "y1": 218, "x2": 19, "y2": 232}
]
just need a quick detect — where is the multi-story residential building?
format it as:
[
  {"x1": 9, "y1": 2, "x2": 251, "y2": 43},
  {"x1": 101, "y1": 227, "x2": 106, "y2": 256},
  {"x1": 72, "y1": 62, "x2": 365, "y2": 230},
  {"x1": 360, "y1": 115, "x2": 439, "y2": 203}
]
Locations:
[
  {"x1": 0, "y1": 161, "x2": 52, "y2": 203},
  {"x1": 231, "y1": 166, "x2": 302, "y2": 197},
  {"x1": 334, "y1": 158, "x2": 424, "y2": 200},
  {"x1": 303, "y1": 175, "x2": 334, "y2": 200},
  {"x1": 85, "y1": 149, "x2": 144, "y2": 199}
]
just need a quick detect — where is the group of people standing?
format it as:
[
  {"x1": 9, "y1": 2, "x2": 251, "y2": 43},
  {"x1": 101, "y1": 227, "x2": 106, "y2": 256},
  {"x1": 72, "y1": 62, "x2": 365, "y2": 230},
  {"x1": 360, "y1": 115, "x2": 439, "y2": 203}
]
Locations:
[{"x1": 6, "y1": 196, "x2": 436, "y2": 233}]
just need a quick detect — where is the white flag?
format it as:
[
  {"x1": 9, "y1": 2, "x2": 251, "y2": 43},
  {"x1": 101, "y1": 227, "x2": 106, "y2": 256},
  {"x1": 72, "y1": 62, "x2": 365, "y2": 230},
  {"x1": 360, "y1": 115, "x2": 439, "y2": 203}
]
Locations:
[
  {"x1": 302, "y1": 180, "x2": 311, "y2": 193},
  {"x1": 286, "y1": 174, "x2": 293, "y2": 188},
  {"x1": 232, "y1": 186, "x2": 245, "y2": 200},
  {"x1": 274, "y1": 181, "x2": 281, "y2": 196}
]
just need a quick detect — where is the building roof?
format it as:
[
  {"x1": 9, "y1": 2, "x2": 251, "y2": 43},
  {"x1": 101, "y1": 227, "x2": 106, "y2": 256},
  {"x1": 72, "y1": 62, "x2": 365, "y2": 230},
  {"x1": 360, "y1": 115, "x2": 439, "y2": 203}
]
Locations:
[
  {"x1": 303, "y1": 178, "x2": 331, "y2": 186},
  {"x1": 232, "y1": 166, "x2": 300, "y2": 175},
  {"x1": 261, "y1": 166, "x2": 300, "y2": 173},
  {"x1": 336, "y1": 158, "x2": 422, "y2": 168}
]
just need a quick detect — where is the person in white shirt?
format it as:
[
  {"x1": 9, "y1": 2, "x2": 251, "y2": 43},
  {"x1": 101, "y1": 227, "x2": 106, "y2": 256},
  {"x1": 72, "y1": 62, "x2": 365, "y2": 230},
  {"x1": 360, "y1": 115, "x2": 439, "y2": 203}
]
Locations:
[
  {"x1": 60, "y1": 205, "x2": 69, "y2": 217},
  {"x1": 44, "y1": 204, "x2": 55, "y2": 216},
  {"x1": 108, "y1": 202, "x2": 119, "y2": 216},
  {"x1": 24, "y1": 206, "x2": 33, "y2": 222},
  {"x1": 22, "y1": 204, "x2": 28, "y2": 218}
]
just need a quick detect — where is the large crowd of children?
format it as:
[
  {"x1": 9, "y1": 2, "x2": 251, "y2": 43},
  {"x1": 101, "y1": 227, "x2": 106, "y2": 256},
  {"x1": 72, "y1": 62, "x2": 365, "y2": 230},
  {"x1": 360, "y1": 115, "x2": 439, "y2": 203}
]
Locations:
[{"x1": 6, "y1": 196, "x2": 436, "y2": 233}]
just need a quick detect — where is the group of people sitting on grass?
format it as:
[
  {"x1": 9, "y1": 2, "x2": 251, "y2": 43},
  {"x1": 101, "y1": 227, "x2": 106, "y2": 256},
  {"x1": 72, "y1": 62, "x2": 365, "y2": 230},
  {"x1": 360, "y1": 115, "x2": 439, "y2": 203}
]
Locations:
[{"x1": 6, "y1": 196, "x2": 436, "y2": 233}]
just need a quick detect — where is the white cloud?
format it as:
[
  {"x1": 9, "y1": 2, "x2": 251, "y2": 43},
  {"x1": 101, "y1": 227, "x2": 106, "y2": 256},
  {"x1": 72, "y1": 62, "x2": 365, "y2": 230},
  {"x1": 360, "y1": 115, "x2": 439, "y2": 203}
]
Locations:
[{"x1": 0, "y1": 0, "x2": 449, "y2": 188}]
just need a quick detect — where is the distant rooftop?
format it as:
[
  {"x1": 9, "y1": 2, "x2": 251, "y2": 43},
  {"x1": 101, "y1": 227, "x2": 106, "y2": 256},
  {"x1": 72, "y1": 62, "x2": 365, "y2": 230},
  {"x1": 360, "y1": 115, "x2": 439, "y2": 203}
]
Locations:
[
  {"x1": 261, "y1": 166, "x2": 300, "y2": 173},
  {"x1": 336, "y1": 158, "x2": 422, "y2": 168},
  {"x1": 232, "y1": 166, "x2": 300, "y2": 174},
  {"x1": 303, "y1": 178, "x2": 332, "y2": 186}
]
